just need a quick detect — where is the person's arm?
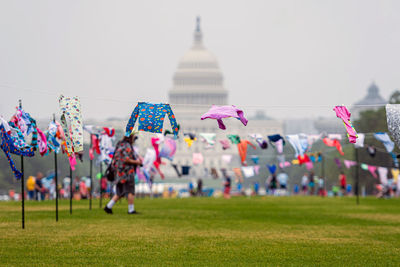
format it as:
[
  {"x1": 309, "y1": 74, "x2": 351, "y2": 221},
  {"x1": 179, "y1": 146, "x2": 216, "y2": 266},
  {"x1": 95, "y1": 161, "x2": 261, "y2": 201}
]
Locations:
[{"x1": 124, "y1": 158, "x2": 142, "y2": 165}]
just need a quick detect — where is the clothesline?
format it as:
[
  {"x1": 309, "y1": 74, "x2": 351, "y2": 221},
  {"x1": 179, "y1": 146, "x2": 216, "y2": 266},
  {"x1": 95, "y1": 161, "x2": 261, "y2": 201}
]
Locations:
[{"x1": 0, "y1": 83, "x2": 390, "y2": 108}]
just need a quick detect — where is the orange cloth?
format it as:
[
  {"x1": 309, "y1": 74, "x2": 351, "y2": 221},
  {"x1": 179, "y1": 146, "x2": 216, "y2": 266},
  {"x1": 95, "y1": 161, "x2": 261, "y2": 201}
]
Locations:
[
  {"x1": 237, "y1": 140, "x2": 257, "y2": 164},
  {"x1": 323, "y1": 138, "x2": 344, "y2": 155}
]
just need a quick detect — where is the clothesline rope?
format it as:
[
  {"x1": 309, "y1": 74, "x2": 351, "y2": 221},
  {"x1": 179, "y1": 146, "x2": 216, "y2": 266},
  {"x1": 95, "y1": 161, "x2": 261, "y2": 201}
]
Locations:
[{"x1": 0, "y1": 83, "x2": 391, "y2": 108}]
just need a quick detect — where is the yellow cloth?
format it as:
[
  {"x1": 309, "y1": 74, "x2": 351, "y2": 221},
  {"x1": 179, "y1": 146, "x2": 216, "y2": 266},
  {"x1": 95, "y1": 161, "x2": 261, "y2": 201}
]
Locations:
[
  {"x1": 27, "y1": 176, "x2": 36, "y2": 191},
  {"x1": 392, "y1": 168, "x2": 399, "y2": 182},
  {"x1": 291, "y1": 159, "x2": 300, "y2": 165},
  {"x1": 184, "y1": 137, "x2": 196, "y2": 148}
]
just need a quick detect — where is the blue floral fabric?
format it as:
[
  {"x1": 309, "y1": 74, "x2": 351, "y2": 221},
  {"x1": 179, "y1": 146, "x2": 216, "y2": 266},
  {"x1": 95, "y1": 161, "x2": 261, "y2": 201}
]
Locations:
[{"x1": 125, "y1": 102, "x2": 179, "y2": 137}]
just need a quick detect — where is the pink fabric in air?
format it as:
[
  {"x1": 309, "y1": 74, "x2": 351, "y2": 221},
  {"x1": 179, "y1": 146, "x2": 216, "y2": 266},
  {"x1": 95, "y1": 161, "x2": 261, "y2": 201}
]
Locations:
[
  {"x1": 333, "y1": 106, "x2": 358, "y2": 143},
  {"x1": 201, "y1": 105, "x2": 248, "y2": 130}
]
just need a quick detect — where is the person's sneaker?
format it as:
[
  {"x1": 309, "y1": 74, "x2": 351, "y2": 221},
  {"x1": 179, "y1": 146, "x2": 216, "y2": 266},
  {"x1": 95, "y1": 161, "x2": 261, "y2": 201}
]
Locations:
[
  {"x1": 104, "y1": 206, "x2": 113, "y2": 214},
  {"x1": 128, "y1": 210, "x2": 138, "y2": 214}
]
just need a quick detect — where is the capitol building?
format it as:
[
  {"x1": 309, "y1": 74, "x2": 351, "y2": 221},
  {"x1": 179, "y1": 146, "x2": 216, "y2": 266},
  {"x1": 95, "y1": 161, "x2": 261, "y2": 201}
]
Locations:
[{"x1": 166, "y1": 18, "x2": 283, "y2": 176}]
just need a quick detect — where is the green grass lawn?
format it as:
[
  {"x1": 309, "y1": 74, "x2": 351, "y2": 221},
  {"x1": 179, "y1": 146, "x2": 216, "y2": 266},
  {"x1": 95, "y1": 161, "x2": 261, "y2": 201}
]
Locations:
[{"x1": 0, "y1": 196, "x2": 400, "y2": 266}]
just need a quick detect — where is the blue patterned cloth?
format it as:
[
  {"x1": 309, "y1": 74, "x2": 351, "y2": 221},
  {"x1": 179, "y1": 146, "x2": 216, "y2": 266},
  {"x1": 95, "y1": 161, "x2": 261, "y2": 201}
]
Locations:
[
  {"x1": 125, "y1": 102, "x2": 179, "y2": 137},
  {"x1": 0, "y1": 125, "x2": 35, "y2": 179}
]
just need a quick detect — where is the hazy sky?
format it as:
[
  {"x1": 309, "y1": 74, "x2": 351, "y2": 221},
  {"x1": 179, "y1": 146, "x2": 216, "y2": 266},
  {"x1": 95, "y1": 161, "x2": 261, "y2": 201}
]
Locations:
[{"x1": 1, "y1": 0, "x2": 399, "y2": 121}]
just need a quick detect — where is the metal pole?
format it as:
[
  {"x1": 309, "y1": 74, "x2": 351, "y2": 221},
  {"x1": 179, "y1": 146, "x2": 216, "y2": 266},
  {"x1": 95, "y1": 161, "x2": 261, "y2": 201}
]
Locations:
[
  {"x1": 99, "y1": 162, "x2": 103, "y2": 208},
  {"x1": 54, "y1": 114, "x2": 58, "y2": 222},
  {"x1": 355, "y1": 147, "x2": 360, "y2": 205},
  {"x1": 19, "y1": 100, "x2": 25, "y2": 229},
  {"x1": 21, "y1": 155, "x2": 24, "y2": 229},
  {"x1": 70, "y1": 167, "x2": 72, "y2": 214},
  {"x1": 89, "y1": 135, "x2": 93, "y2": 210}
]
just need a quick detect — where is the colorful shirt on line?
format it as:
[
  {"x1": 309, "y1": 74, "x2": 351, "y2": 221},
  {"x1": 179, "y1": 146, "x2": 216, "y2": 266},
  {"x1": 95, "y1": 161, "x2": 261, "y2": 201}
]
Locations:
[{"x1": 125, "y1": 102, "x2": 179, "y2": 137}]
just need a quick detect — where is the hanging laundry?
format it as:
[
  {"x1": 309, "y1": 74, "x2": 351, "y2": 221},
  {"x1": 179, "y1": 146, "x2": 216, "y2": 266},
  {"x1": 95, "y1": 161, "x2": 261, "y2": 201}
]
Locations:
[
  {"x1": 309, "y1": 155, "x2": 316, "y2": 163},
  {"x1": 367, "y1": 165, "x2": 378, "y2": 178},
  {"x1": 366, "y1": 146, "x2": 376, "y2": 157},
  {"x1": 253, "y1": 165, "x2": 260, "y2": 175},
  {"x1": 267, "y1": 164, "x2": 277, "y2": 174},
  {"x1": 279, "y1": 161, "x2": 291, "y2": 169},
  {"x1": 361, "y1": 163, "x2": 368, "y2": 171},
  {"x1": 291, "y1": 159, "x2": 300, "y2": 165},
  {"x1": 219, "y1": 139, "x2": 231, "y2": 150},
  {"x1": 125, "y1": 102, "x2": 179, "y2": 137},
  {"x1": 305, "y1": 161, "x2": 314, "y2": 171},
  {"x1": 45, "y1": 121, "x2": 61, "y2": 154},
  {"x1": 390, "y1": 152, "x2": 399, "y2": 168},
  {"x1": 333, "y1": 106, "x2": 358, "y2": 143},
  {"x1": 386, "y1": 104, "x2": 400, "y2": 148},
  {"x1": 182, "y1": 166, "x2": 191, "y2": 175},
  {"x1": 323, "y1": 138, "x2": 344, "y2": 155},
  {"x1": 159, "y1": 138, "x2": 176, "y2": 161},
  {"x1": 374, "y1": 132, "x2": 394, "y2": 153},
  {"x1": 391, "y1": 169, "x2": 400, "y2": 181},
  {"x1": 171, "y1": 164, "x2": 182, "y2": 177},
  {"x1": 0, "y1": 124, "x2": 34, "y2": 179},
  {"x1": 242, "y1": 166, "x2": 255, "y2": 178},
  {"x1": 334, "y1": 158, "x2": 342, "y2": 168},
  {"x1": 227, "y1": 134, "x2": 241, "y2": 144},
  {"x1": 59, "y1": 95, "x2": 84, "y2": 155},
  {"x1": 210, "y1": 168, "x2": 219, "y2": 179},
  {"x1": 249, "y1": 133, "x2": 268, "y2": 149},
  {"x1": 183, "y1": 133, "x2": 197, "y2": 148},
  {"x1": 377, "y1": 167, "x2": 388, "y2": 185},
  {"x1": 233, "y1": 168, "x2": 243, "y2": 179},
  {"x1": 99, "y1": 128, "x2": 115, "y2": 165},
  {"x1": 298, "y1": 134, "x2": 309, "y2": 153},
  {"x1": 297, "y1": 154, "x2": 311, "y2": 165},
  {"x1": 237, "y1": 140, "x2": 256, "y2": 165},
  {"x1": 354, "y1": 133, "x2": 365, "y2": 148},
  {"x1": 268, "y1": 134, "x2": 285, "y2": 144},
  {"x1": 250, "y1": 155, "x2": 259, "y2": 164},
  {"x1": 287, "y1": 135, "x2": 306, "y2": 157},
  {"x1": 221, "y1": 154, "x2": 232, "y2": 164},
  {"x1": 344, "y1": 160, "x2": 357, "y2": 169},
  {"x1": 192, "y1": 153, "x2": 204, "y2": 165},
  {"x1": 200, "y1": 105, "x2": 248, "y2": 130},
  {"x1": 36, "y1": 128, "x2": 48, "y2": 156},
  {"x1": 88, "y1": 134, "x2": 100, "y2": 161},
  {"x1": 199, "y1": 133, "x2": 216, "y2": 147}
]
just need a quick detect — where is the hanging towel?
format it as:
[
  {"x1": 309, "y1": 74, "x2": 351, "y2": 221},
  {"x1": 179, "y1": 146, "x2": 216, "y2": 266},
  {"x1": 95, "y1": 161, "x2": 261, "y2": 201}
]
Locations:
[
  {"x1": 250, "y1": 155, "x2": 259, "y2": 164},
  {"x1": 201, "y1": 105, "x2": 248, "y2": 130},
  {"x1": 219, "y1": 139, "x2": 231, "y2": 150},
  {"x1": 367, "y1": 165, "x2": 378, "y2": 178},
  {"x1": 286, "y1": 135, "x2": 305, "y2": 157},
  {"x1": 237, "y1": 140, "x2": 256, "y2": 164},
  {"x1": 192, "y1": 153, "x2": 204, "y2": 165},
  {"x1": 227, "y1": 134, "x2": 241, "y2": 144},
  {"x1": 344, "y1": 160, "x2": 357, "y2": 169},
  {"x1": 354, "y1": 133, "x2": 365, "y2": 148},
  {"x1": 242, "y1": 166, "x2": 255, "y2": 178},
  {"x1": 182, "y1": 166, "x2": 191, "y2": 175},
  {"x1": 267, "y1": 164, "x2": 277, "y2": 174},
  {"x1": 199, "y1": 133, "x2": 216, "y2": 146},
  {"x1": 323, "y1": 138, "x2": 344, "y2": 155},
  {"x1": 377, "y1": 167, "x2": 388, "y2": 185}
]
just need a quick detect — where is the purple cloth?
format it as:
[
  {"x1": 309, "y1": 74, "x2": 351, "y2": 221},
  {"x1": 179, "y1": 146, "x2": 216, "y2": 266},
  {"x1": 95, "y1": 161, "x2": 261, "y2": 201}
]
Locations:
[
  {"x1": 334, "y1": 158, "x2": 342, "y2": 168},
  {"x1": 200, "y1": 105, "x2": 248, "y2": 130}
]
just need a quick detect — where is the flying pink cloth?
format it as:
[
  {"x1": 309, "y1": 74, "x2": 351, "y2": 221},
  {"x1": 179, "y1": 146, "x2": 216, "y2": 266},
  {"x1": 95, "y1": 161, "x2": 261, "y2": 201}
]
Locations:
[
  {"x1": 37, "y1": 128, "x2": 48, "y2": 156},
  {"x1": 279, "y1": 161, "x2": 291, "y2": 168},
  {"x1": 367, "y1": 165, "x2": 378, "y2": 178},
  {"x1": 333, "y1": 106, "x2": 358, "y2": 143},
  {"x1": 219, "y1": 139, "x2": 231, "y2": 150},
  {"x1": 200, "y1": 105, "x2": 248, "y2": 130},
  {"x1": 344, "y1": 160, "x2": 357, "y2": 169},
  {"x1": 305, "y1": 161, "x2": 314, "y2": 170},
  {"x1": 69, "y1": 155, "x2": 77, "y2": 171}
]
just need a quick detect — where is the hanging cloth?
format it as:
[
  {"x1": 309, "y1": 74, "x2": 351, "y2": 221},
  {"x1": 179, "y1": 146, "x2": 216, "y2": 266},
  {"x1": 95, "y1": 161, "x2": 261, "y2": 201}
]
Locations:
[
  {"x1": 59, "y1": 95, "x2": 84, "y2": 155},
  {"x1": 200, "y1": 105, "x2": 248, "y2": 130},
  {"x1": 323, "y1": 138, "x2": 344, "y2": 155},
  {"x1": 125, "y1": 102, "x2": 179, "y2": 137},
  {"x1": 241, "y1": 166, "x2": 255, "y2": 178},
  {"x1": 354, "y1": 133, "x2": 365, "y2": 148},
  {"x1": 344, "y1": 160, "x2": 357, "y2": 169},
  {"x1": 219, "y1": 139, "x2": 231, "y2": 150},
  {"x1": 199, "y1": 133, "x2": 216, "y2": 147},
  {"x1": 373, "y1": 132, "x2": 395, "y2": 153},
  {"x1": 386, "y1": 104, "x2": 400, "y2": 148},
  {"x1": 192, "y1": 153, "x2": 204, "y2": 165},
  {"x1": 237, "y1": 140, "x2": 256, "y2": 165},
  {"x1": 333, "y1": 105, "x2": 358, "y2": 143},
  {"x1": 227, "y1": 134, "x2": 241, "y2": 144},
  {"x1": 159, "y1": 138, "x2": 176, "y2": 161},
  {"x1": 286, "y1": 135, "x2": 305, "y2": 157},
  {"x1": 267, "y1": 164, "x2": 277, "y2": 174}
]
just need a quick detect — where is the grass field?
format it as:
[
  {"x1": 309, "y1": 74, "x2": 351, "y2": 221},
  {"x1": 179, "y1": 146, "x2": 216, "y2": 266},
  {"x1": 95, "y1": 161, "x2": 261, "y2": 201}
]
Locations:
[{"x1": 0, "y1": 196, "x2": 400, "y2": 266}]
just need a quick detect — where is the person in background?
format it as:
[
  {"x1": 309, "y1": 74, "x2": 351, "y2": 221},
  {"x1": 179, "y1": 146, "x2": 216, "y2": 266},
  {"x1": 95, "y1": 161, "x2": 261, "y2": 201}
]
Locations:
[
  {"x1": 308, "y1": 171, "x2": 315, "y2": 195},
  {"x1": 104, "y1": 133, "x2": 142, "y2": 215},
  {"x1": 339, "y1": 171, "x2": 347, "y2": 196},
  {"x1": 237, "y1": 180, "x2": 243, "y2": 195},
  {"x1": 35, "y1": 172, "x2": 45, "y2": 201},
  {"x1": 277, "y1": 171, "x2": 289, "y2": 190},
  {"x1": 293, "y1": 184, "x2": 299, "y2": 195},
  {"x1": 26, "y1": 175, "x2": 36, "y2": 200},
  {"x1": 318, "y1": 177, "x2": 325, "y2": 197},
  {"x1": 188, "y1": 180, "x2": 195, "y2": 196},
  {"x1": 301, "y1": 173, "x2": 308, "y2": 195},
  {"x1": 254, "y1": 181, "x2": 259, "y2": 195},
  {"x1": 79, "y1": 178, "x2": 88, "y2": 199},
  {"x1": 269, "y1": 174, "x2": 278, "y2": 195},
  {"x1": 223, "y1": 175, "x2": 231, "y2": 199},
  {"x1": 197, "y1": 178, "x2": 203, "y2": 196}
]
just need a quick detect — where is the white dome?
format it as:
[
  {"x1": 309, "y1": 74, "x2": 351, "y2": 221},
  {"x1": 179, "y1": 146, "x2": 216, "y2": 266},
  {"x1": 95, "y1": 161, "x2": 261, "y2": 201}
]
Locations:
[{"x1": 178, "y1": 47, "x2": 219, "y2": 69}]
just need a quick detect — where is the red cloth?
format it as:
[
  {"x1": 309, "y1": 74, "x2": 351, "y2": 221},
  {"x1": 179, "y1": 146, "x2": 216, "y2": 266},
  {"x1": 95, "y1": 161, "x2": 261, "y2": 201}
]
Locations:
[
  {"x1": 340, "y1": 174, "x2": 347, "y2": 186},
  {"x1": 89, "y1": 135, "x2": 100, "y2": 160},
  {"x1": 323, "y1": 138, "x2": 344, "y2": 155},
  {"x1": 237, "y1": 140, "x2": 256, "y2": 164},
  {"x1": 297, "y1": 154, "x2": 310, "y2": 165}
]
